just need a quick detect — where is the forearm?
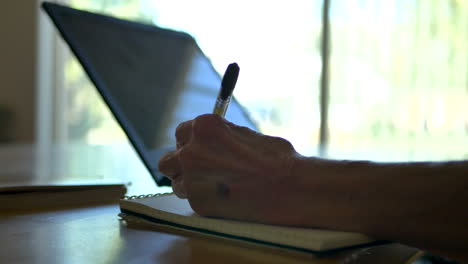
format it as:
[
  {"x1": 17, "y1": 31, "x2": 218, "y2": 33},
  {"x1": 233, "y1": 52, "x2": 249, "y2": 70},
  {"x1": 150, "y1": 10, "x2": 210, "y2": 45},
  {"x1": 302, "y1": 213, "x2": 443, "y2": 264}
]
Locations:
[
  {"x1": 160, "y1": 115, "x2": 467, "y2": 260},
  {"x1": 289, "y1": 157, "x2": 468, "y2": 259}
]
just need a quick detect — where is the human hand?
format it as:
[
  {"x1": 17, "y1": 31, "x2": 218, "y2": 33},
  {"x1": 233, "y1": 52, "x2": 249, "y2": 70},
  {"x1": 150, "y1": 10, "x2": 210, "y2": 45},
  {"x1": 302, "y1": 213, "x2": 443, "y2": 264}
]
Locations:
[{"x1": 158, "y1": 114, "x2": 301, "y2": 223}]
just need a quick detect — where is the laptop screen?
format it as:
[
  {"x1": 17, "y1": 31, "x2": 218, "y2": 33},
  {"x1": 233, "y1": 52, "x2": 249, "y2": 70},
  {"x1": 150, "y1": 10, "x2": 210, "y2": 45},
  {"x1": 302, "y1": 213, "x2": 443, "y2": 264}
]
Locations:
[{"x1": 42, "y1": 3, "x2": 257, "y2": 185}]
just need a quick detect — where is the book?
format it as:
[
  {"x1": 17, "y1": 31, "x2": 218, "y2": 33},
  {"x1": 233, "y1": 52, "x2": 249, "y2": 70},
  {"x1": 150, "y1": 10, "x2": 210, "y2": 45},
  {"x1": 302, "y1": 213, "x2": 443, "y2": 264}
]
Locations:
[
  {"x1": 0, "y1": 180, "x2": 127, "y2": 210},
  {"x1": 119, "y1": 193, "x2": 386, "y2": 255}
]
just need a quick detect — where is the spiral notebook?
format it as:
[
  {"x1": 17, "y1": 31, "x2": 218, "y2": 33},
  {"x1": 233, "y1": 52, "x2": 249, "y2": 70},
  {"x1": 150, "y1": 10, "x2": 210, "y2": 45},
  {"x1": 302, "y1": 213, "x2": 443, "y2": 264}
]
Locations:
[{"x1": 119, "y1": 193, "x2": 386, "y2": 256}]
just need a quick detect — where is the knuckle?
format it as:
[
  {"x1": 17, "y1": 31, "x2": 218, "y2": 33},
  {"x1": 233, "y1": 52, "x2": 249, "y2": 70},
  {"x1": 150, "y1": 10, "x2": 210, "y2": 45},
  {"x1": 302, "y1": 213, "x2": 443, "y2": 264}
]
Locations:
[
  {"x1": 175, "y1": 120, "x2": 192, "y2": 141},
  {"x1": 178, "y1": 146, "x2": 199, "y2": 170},
  {"x1": 195, "y1": 113, "x2": 223, "y2": 123},
  {"x1": 270, "y1": 136, "x2": 294, "y2": 150},
  {"x1": 178, "y1": 146, "x2": 193, "y2": 160},
  {"x1": 157, "y1": 151, "x2": 175, "y2": 173},
  {"x1": 192, "y1": 114, "x2": 225, "y2": 139},
  {"x1": 233, "y1": 124, "x2": 251, "y2": 133},
  {"x1": 278, "y1": 137, "x2": 294, "y2": 149}
]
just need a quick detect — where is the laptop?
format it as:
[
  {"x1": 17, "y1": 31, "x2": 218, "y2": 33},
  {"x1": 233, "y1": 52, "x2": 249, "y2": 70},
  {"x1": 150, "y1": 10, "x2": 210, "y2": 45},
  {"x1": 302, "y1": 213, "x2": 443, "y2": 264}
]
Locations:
[{"x1": 42, "y1": 2, "x2": 258, "y2": 186}]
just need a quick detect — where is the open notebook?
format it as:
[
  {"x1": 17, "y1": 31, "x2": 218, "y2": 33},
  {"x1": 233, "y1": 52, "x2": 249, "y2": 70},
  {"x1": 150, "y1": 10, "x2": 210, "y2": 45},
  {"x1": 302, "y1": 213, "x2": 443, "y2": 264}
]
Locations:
[{"x1": 119, "y1": 193, "x2": 386, "y2": 256}]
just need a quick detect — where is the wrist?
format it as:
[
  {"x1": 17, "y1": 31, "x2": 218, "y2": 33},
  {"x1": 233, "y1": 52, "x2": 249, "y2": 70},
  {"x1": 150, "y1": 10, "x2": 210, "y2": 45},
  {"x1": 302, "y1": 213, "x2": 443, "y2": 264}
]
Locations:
[
  {"x1": 271, "y1": 155, "x2": 333, "y2": 226},
  {"x1": 287, "y1": 156, "x2": 377, "y2": 228}
]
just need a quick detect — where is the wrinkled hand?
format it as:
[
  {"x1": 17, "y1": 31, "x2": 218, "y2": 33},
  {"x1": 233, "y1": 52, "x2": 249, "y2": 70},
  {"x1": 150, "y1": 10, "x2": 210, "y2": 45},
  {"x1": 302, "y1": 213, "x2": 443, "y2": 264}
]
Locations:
[{"x1": 158, "y1": 114, "x2": 300, "y2": 223}]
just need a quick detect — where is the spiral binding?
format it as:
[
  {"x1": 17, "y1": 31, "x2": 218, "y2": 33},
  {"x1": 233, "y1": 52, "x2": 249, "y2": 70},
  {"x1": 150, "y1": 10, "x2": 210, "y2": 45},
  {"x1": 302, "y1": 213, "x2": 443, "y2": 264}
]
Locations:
[{"x1": 122, "y1": 192, "x2": 174, "y2": 200}]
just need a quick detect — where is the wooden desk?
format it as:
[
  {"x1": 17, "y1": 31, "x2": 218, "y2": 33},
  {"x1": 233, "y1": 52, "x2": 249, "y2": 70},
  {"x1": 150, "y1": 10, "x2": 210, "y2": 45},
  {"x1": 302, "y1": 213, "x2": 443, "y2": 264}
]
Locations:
[
  {"x1": 0, "y1": 144, "x2": 422, "y2": 263},
  {"x1": 0, "y1": 204, "x2": 422, "y2": 264}
]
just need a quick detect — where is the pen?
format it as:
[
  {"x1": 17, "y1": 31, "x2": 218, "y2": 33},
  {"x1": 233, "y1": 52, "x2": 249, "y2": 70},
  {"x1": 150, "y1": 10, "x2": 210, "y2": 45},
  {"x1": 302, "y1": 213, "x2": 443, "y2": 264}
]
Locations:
[{"x1": 213, "y1": 63, "x2": 240, "y2": 117}]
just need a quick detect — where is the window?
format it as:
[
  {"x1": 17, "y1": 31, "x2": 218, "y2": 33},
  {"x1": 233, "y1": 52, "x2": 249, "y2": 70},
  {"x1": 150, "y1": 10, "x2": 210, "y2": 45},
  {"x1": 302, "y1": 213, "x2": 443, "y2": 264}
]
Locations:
[
  {"x1": 46, "y1": 0, "x2": 323, "y2": 155},
  {"x1": 38, "y1": 0, "x2": 468, "y2": 187},
  {"x1": 327, "y1": 0, "x2": 468, "y2": 161}
]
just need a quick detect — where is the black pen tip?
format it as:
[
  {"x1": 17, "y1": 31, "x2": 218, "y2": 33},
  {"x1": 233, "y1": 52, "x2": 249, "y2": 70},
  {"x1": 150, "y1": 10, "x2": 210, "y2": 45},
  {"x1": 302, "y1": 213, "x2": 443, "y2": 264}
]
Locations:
[
  {"x1": 220, "y1": 63, "x2": 240, "y2": 100},
  {"x1": 229, "y1": 62, "x2": 239, "y2": 70}
]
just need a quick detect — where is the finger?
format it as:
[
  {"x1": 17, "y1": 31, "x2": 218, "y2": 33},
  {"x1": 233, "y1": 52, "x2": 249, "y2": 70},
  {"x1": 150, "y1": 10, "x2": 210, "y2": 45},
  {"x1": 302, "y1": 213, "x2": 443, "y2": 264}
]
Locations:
[
  {"x1": 185, "y1": 180, "x2": 230, "y2": 200},
  {"x1": 175, "y1": 120, "x2": 193, "y2": 149},
  {"x1": 187, "y1": 188, "x2": 252, "y2": 221},
  {"x1": 171, "y1": 177, "x2": 187, "y2": 198},
  {"x1": 186, "y1": 181, "x2": 226, "y2": 217},
  {"x1": 185, "y1": 179, "x2": 242, "y2": 218},
  {"x1": 191, "y1": 114, "x2": 232, "y2": 142},
  {"x1": 158, "y1": 150, "x2": 181, "y2": 179}
]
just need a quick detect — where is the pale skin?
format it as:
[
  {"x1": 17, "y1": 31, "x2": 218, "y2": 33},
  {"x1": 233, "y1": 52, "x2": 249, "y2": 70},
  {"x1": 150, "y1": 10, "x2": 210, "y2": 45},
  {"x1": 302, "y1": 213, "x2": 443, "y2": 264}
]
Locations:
[{"x1": 158, "y1": 114, "x2": 468, "y2": 262}]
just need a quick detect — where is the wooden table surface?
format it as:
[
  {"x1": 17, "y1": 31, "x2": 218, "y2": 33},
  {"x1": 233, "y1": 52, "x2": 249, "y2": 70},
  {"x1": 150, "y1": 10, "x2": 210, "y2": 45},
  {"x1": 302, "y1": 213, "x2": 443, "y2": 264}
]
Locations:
[
  {"x1": 0, "y1": 144, "x2": 422, "y2": 263},
  {"x1": 0, "y1": 203, "x2": 422, "y2": 264}
]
